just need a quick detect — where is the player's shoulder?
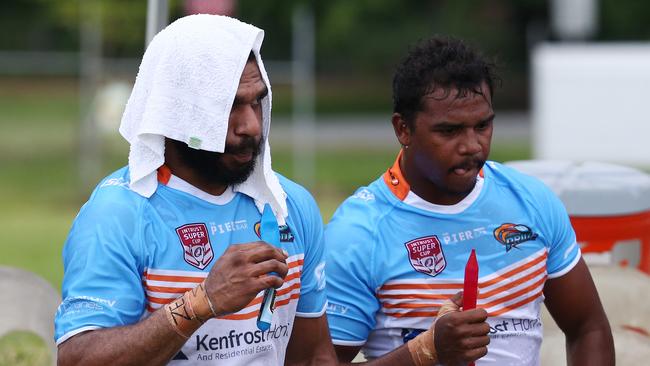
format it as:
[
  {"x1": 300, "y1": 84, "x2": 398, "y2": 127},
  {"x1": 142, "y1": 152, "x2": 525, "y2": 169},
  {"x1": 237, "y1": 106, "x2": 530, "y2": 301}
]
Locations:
[
  {"x1": 484, "y1": 161, "x2": 556, "y2": 197},
  {"x1": 276, "y1": 173, "x2": 314, "y2": 202},
  {"x1": 83, "y1": 166, "x2": 147, "y2": 214},
  {"x1": 344, "y1": 175, "x2": 390, "y2": 210},
  {"x1": 275, "y1": 172, "x2": 319, "y2": 210},
  {"x1": 67, "y1": 167, "x2": 151, "y2": 238},
  {"x1": 275, "y1": 172, "x2": 321, "y2": 220},
  {"x1": 327, "y1": 176, "x2": 391, "y2": 230}
]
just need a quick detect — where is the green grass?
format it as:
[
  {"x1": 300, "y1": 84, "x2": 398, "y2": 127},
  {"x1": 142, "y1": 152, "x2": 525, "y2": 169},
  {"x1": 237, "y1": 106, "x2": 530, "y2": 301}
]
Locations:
[
  {"x1": 1, "y1": 208, "x2": 73, "y2": 289},
  {"x1": 0, "y1": 331, "x2": 51, "y2": 366}
]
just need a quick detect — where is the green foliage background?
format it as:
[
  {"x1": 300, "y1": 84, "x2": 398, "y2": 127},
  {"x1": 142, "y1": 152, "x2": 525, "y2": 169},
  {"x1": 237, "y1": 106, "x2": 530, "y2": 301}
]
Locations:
[{"x1": 2, "y1": 0, "x2": 649, "y2": 112}]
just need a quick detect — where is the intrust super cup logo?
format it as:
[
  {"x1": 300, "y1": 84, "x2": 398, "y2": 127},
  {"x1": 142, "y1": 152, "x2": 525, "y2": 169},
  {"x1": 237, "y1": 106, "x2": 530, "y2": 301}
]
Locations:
[
  {"x1": 176, "y1": 223, "x2": 214, "y2": 270},
  {"x1": 493, "y1": 223, "x2": 538, "y2": 252},
  {"x1": 404, "y1": 235, "x2": 447, "y2": 277}
]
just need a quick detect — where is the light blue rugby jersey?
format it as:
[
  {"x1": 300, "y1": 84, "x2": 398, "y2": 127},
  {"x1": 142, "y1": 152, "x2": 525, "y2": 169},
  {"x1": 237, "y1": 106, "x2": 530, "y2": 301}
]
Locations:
[
  {"x1": 55, "y1": 166, "x2": 327, "y2": 365},
  {"x1": 325, "y1": 159, "x2": 581, "y2": 365}
]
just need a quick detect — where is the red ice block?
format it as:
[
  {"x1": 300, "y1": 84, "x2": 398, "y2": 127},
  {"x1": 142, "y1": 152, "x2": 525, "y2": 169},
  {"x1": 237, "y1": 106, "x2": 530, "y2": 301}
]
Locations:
[{"x1": 463, "y1": 249, "x2": 479, "y2": 366}]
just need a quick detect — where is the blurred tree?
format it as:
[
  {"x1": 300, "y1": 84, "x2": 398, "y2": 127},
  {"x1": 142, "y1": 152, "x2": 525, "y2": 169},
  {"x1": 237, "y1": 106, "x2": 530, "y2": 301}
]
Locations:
[
  {"x1": 1, "y1": 0, "x2": 649, "y2": 110},
  {"x1": 315, "y1": 0, "x2": 435, "y2": 76},
  {"x1": 600, "y1": 0, "x2": 650, "y2": 39},
  {"x1": 236, "y1": 0, "x2": 298, "y2": 61},
  {"x1": 0, "y1": 0, "x2": 78, "y2": 51}
]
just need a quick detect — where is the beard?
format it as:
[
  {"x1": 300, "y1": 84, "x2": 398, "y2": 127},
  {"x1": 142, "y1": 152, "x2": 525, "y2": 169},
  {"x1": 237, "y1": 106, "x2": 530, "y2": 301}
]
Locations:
[{"x1": 169, "y1": 136, "x2": 263, "y2": 187}]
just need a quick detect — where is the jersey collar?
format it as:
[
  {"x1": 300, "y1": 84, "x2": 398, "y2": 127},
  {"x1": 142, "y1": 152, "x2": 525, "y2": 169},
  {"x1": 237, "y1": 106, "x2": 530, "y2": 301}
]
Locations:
[
  {"x1": 157, "y1": 165, "x2": 236, "y2": 205},
  {"x1": 382, "y1": 150, "x2": 485, "y2": 214},
  {"x1": 383, "y1": 150, "x2": 411, "y2": 200}
]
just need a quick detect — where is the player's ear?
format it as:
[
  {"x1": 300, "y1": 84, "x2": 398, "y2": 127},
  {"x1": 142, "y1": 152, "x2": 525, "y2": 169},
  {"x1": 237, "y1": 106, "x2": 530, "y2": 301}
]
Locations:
[{"x1": 391, "y1": 113, "x2": 411, "y2": 147}]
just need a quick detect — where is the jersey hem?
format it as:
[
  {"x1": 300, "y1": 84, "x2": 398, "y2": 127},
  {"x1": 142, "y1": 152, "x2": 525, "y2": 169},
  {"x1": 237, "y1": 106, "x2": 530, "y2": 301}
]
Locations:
[
  {"x1": 55, "y1": 325, "x2": 103, "y2": 346},
  {"x1": 332, "y1": 338, "x2": 366, "y2": 346},
  {"x1": 547, "y1": 248, "x2": 581, "y2": 279},
  {"x1": 295, "y1": 302, "x2": 327, "y2": 318}
]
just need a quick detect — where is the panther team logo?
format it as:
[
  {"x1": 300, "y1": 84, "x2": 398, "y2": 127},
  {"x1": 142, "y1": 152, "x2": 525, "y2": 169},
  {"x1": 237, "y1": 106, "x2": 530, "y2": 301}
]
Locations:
[
  {"x1": 254, "y1": 222, "x2": 295, "y2": 242},
  {"x1": 404, "y1": 235, "x2": 447, "y2": 277},
  {"x1": 176, "y1": 223, "x2": 214, "y2": 269},
  {"x1": 493, "y1": 223, "x2": 538, "y2": 252}
]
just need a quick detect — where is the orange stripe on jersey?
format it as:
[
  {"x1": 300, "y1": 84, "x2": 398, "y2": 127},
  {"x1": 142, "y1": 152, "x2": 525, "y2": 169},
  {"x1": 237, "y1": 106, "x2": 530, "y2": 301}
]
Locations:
[
  {"x1": 379, "y1": 293, "x2": 453, "y2": 301},
  {"x1": 284, "y1": 271, "x2": 301, "y2": 282},
  {"x1": 244, "y1": 296, "x2": 264, "y2": 308},
  {"x1": 488, "y1": 289, "x2": 544, "y2": 317},
  {"x1": 144, "y1": 263, "x2": 302, "y2": 309},
  {"x1": 381, "y1": 274, "x2": 546, "y2": 312},
  {"x1": 479, "y1": 265, "x2": 547, "y2": 299},
  {"x1": 382, "y1": 150, "x2": 410, "y2": 201},
  {"x1": 278, "y1": 281, "x2": 301, "y2": 296},
  {"x1": 147, "y1": 295, "x2": 177, "y2": 305},
  {"x1": 157, "y1": 165, "x2": 171, "y2": 185},
  {"x1": 379, "y1": 253, "x2": 548, "y2": 318},
  {"x1": 242, "y1": 280, "x2": 301, "y2": 307},
  {"x1": 379, "y1": 253, "x2": 546, "y2": 294},
  {"x1": 145, "y1": 274, "x2": 205, "y2": 283},
  {"x1": 144, "y1": 258, "x2": 302, "y2": 285},
  {"x1": 147, "y1": 287, "x2": 302, "y2": 317},
  {"x1": 146, "y1": 259, "x2": 302, "y2": 276},
  {"x1": 162, "y1": 278, "x2": 303, "y2": 314},
  {"x1": 252, "y1": 278, "x2": 301, "y2": 303},
  {"x1": 219, "y1": 292, "x2": 301, "y2": 320},
  {"x1": 382, "y1": 301, "x2": 445, "y2": 309},
  {"x1": 481, "y1": 276, "x2": 546, "y2": 309},
  {"x1": 479, "y1": 252, "x2": 547, "y2": 288},
  {"x1": 220, "y1": 309, "x2": 259, "y2": 320},
  {"x1": 274, "y1": 293, "x2": 301, "y2": 308},
  {"x1": 380, "y1": 282, "x2": 463, "y2": 291},
  {"x1": 146, "y1": 285, "x2": 192, "y2": 294},
  {"x1": 227, "y1": 280, "x2": 302, "y2": 313},
  {"x1": 385, "y1": 310, "x2": 440, "y2": 318}
]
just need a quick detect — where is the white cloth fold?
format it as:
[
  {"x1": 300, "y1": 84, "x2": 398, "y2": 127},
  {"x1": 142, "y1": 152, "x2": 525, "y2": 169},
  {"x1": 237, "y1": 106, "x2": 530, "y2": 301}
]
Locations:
[{"x1": 119, "y1": 14, "x2": 287, "y2": 224}]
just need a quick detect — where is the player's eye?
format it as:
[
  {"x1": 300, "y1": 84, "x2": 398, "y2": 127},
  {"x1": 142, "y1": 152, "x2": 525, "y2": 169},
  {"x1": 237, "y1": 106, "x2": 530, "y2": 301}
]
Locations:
[
  {"x1": 476, "y1": 117, "x2": 494, "y2": 132},
  {"x1": 437, "y1": 126, "x2": 460, "y2": 136}
]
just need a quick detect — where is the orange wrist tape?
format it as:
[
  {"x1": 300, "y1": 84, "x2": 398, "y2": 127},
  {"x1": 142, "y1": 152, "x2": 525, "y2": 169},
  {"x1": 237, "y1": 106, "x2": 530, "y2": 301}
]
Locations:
[
  {"x1": 164, "y1": 282, "x2": 216, "y2": 338},
  {"x1": 408, "y1": 328, "x2": 438, "y2": 366}
]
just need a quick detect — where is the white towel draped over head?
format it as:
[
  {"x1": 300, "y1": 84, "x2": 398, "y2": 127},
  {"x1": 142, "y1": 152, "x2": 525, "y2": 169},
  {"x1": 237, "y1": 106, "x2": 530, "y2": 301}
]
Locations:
[{"x1": 119, "y1": 14, "x2": 288, "y2": 224}]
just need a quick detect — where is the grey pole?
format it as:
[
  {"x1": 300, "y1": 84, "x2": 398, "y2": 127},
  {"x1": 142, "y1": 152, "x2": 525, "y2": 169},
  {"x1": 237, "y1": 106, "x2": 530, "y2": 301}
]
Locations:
[
  {"x1": 79, "y1": 0, "x2": 103, "y2": 190},
  {"x1": 146, "y1": 0, "x2": 169, "y2": 47},
  {"x1": 291, "y1": 5, "x2": 316, "y2": 189},
  {"x1": 550, "y1": 0, "x2": 598, "y2": 41}
]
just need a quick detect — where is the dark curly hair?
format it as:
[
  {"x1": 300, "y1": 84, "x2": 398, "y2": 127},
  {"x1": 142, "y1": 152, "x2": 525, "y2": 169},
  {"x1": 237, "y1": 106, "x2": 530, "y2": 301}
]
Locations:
[{"x1": 392, "y1": 36, "x2": 499, "y2": 129}]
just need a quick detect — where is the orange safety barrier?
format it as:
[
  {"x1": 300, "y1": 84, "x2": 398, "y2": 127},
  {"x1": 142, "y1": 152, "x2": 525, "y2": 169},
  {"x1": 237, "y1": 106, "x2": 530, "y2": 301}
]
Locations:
[{"x1": 570, "y1": 211, "x2": 650, "y2": 275}]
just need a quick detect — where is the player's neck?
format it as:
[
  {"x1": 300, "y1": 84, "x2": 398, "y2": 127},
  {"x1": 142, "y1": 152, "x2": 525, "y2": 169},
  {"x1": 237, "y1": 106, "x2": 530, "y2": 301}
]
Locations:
[
  {"x1": 409, "y1": 182, "x2": 472, "y2": 206},
  {"x1": 400, "y1": 158, "x2": 473, "y2": 206},
  {"x1": 163, "y1": 139, "x2": 229, "y2": 196},
  {"x1": 168, "y1": 165, "x2": 229, "y2": 196}
]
